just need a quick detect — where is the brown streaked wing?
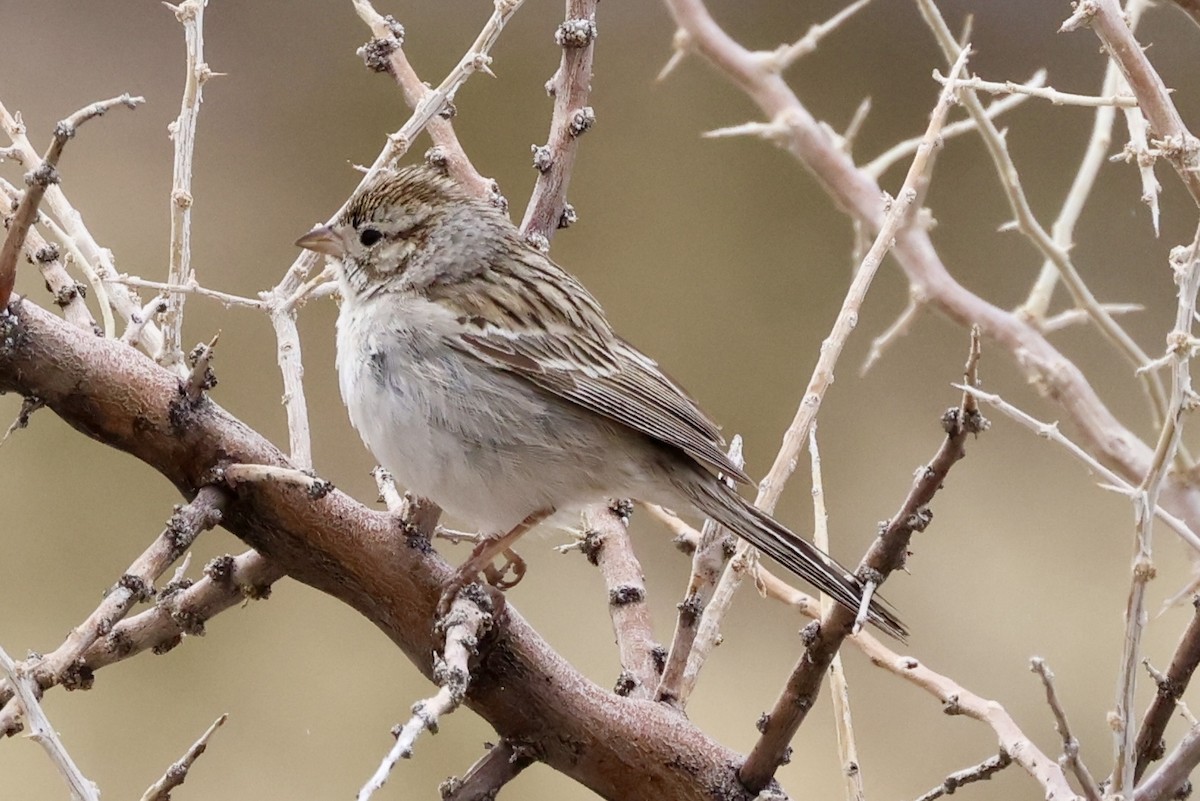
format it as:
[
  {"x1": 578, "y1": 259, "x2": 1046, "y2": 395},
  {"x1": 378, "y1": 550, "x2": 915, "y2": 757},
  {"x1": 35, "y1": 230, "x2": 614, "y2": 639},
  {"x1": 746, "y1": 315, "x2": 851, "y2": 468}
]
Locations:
[{"x1": 453, "y1": 327, "x2": 751, "y2": 484}]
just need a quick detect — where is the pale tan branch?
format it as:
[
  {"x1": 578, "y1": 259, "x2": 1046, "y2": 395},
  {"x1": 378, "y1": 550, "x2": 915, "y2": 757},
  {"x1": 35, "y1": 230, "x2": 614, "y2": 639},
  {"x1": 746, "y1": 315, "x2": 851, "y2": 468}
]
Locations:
[
  {"x1": 159, "y1": 0, "x2": 211, "y2": 373},
  {"x1": 654, "y1": 437, "x2": 743, "y2": 707},
  {"x1": 0, "y1": 644, "x2": 100, "y2": 801},
  {"x1": 935, "y1": 71, "x2": 1136, "y2": 108},
  {"x1": 1030, "y1": 658, "x2": 1103, "y2": 801},
  {"x1": 139, "y1": 712, "x2": 227, "y2": 801},
  {"x1": 357, "y1": 590, "x2": 495, "y2": 800}
]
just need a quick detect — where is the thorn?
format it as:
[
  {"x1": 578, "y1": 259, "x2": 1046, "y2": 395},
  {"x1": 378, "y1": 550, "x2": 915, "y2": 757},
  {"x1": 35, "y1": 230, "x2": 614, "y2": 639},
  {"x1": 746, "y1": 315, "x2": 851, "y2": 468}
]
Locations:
[{"x1": 657, "y1": 29, "x2": 691, "y2": 82}]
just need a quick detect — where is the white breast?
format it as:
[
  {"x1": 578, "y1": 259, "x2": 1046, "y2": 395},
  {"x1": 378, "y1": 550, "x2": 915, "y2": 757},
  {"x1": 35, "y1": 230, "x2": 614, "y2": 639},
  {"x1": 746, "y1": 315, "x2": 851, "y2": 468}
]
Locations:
[{"x1": 335, "y1": 291, "x2": 651, "y2": 533}]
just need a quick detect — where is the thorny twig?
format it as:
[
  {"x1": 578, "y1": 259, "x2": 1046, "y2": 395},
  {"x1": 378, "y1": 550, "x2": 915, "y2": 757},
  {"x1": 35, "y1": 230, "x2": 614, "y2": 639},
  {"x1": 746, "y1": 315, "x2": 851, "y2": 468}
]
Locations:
[
  {"x1": 911, "y1": 751, "x2": 1013, "y2": 801},
  {"x1": 1111, "y1": 226, "x2": 1200, "y2": 800},
  {"x1": 139, "y1": 713, "x2": 227, "y2": 801},
  {"x1": 0, "y1": 644, "x2": 100, "y2": 801},
  {"x1": 440, "y1": 739, "x2": 536, "y2": 801},
  {"x1": 739, "y1": 322, "x2": 986, "y2": 793},
  {"x1": 0, "y1": 489, "x2": 226, "y2": 728},
  {"x1": 654, "y1": 438, "x2": 742, "y2": 707},
  {"x1": 1134, "y1": 597, "x2": 1200, "y2": 781},
  {"x1": 519, "y1": 0, "x2": 599, "y2": 246},
  {"x1": 0, "y1": 94, "x2": 143, "y2": 309},
  {"x1": 357, "y1": 590, "x2": 495, "y2": 800},
  {"x1": 160, "y1": 0, "x2": 211, "y2": 373},
  {"x1": 1030, "y1": 658, "x2": 1103, "y2": 801}
]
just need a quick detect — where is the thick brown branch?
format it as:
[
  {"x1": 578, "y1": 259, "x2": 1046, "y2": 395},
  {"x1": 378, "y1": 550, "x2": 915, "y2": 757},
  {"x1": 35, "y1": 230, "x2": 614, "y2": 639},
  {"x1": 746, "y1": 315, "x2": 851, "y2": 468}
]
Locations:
[{"x1": 0, "y1": 295, "x2": 782, "y2": 801}]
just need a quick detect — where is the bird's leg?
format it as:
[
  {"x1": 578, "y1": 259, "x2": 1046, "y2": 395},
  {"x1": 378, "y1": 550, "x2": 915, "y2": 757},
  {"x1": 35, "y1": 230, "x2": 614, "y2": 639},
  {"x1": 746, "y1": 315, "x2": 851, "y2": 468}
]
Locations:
[{"x1": 437, "y1": 509, "x2": 550, "y2": 615}]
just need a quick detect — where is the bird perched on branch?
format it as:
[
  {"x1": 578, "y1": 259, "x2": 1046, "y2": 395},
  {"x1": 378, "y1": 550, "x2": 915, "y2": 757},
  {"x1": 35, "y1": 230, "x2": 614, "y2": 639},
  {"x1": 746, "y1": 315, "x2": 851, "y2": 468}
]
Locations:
[{"x1": 296, "y1": 164, "x2": 904, "y2": 638}]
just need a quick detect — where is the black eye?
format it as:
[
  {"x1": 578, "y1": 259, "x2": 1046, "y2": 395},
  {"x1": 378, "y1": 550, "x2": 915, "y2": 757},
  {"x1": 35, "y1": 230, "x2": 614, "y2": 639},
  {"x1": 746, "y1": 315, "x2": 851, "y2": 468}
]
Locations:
[{"x1": 359, "y1": 227, "x2": 383, "y2": 247}]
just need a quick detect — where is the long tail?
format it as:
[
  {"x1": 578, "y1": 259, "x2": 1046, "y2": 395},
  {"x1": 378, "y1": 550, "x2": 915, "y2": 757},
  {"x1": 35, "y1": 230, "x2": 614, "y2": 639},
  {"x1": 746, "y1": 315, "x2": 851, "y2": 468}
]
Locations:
[{"x1": 684, "y1": 477, "x2": 907, "y2": 640}]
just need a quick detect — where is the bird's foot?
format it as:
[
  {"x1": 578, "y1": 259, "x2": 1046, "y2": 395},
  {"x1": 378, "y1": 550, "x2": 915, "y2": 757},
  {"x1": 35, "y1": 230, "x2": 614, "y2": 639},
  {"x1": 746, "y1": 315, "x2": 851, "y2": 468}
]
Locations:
[
  {"x1": 437, "y1": 545, "x2": 527, "y2": 616},
  {"x1": 482, "y1": 547, "x2": 526, "y2": 590}
]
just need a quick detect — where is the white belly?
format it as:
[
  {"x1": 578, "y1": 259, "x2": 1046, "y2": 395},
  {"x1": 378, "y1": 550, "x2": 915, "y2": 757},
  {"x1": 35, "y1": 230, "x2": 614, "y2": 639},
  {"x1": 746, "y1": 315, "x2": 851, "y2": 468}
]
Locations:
[{"x1": 335, "y1": 294, "x2": 654, "y2": 533}]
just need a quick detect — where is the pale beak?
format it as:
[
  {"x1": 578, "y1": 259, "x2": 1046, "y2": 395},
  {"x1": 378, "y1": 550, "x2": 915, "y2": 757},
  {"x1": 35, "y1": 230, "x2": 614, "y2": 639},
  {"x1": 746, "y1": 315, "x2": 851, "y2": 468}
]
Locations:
[{"x1": 295, "y1": 225, "x2": 345, "y2": 258}]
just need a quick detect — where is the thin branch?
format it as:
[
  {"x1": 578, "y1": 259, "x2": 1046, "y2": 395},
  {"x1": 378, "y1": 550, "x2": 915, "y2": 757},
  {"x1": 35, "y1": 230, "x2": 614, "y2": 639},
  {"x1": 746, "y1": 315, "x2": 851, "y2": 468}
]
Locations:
[
  {"x1": 264, "y1": 308, "x2": 313, "y2": 468},
  {"x1": 739, "y1": 324, "x2": 987, "y2": 793},
  {"x1": 919, "y1": 0, "x2": 1174, "y2": 448},
  {"x1": 1019, "y1": 4, "x2": 1141, "y2": 321},
  {"x1": 960, "y1": 385, "x2": 1200, "y2": 554},
  {"x1": 0, "y1": 547, "x2": 281, "y2": 738},
  {"x1": 863, "y1": 79, "x2": 1041, "y2": 178},
  {"x1": 1135, "y1": 597, "x2": 1200, "y2": 780},
  {"x1": 809, "y1": 428, "x2": 864, "y2": 801},
  {"x1": 0, "y1": 644, "x2": 100, "y2": 801},
  {"x1": 1135, "y1": 723, "x2": 1200, "y2": 801},
  {"x1": 9, "y1": 187, "x2": 116, "y2": 336},
  {"x1": 357, "y1": 589, "x2": 496, "y2": 800},
  {"x1": 0, "y1": 99, "x2": 144, "y2": 342},
  {"x1": 1040, "y1": 303, "x2": 1143, "y2": 333},
  {"x1": 159, "y1": 0, "x2": 210, "y2": 372},
  {"x1": 654, "y1": 438, "x2": 743, "y2": 707},
  {"x1": 1115, "y1": 91, "x2": 1162, "y2": 236},
  {"x1": 440, "y1": 739, "x2": 536, "y2": 801},
  {"x1": 0, "y1": 179, "x2": 97, "y2": 332},
  {"x1": 910, "y1": 751, "x2": 1013, "y2": 801},
  {"x1": 351, "y1": 0, "x2": 491, "y2": 196},
  {"x1": 562, "y1": 501, "x2": 661, "y2": 699},
  {"x1": 764, "y1": 0, "x2": 872, "y2": 71},
  {"x1": 934, "y1": 71, "x2": 1136, "y2": 108},
  {"x1": 860, "y1": 286, "x2": 925, "y2": 375},
  {"x1": 139, "y1": 712, "x2": 227, "y2": 801},
  {"x1": 115, "y1": 276, "x2": 261, "y2": 309},
  {"x1": 36, "y1": 488, "x2": 224, "y2": 691},
  {"x1": 1112, "y1": 226, "x2": 1200, "y2": 800},
  {"x1": 750, "y1": 47, "x2": 965, "y2": 525},
  {"x1": 1030, "y1": 658, "x2": 1103, "y2": 801},
  {"x1": 0, "y1": 94, "x2": 143, "y2": 309},
  {"x1": 1065, "y1": 0, "x2": 1200, "y2": 207},
  {"x1": 678, "y1": 527, "x2": 757, "y2": 703},
  {"x1": 518, "y1": 0, "x2": 599, "y2": 245}
]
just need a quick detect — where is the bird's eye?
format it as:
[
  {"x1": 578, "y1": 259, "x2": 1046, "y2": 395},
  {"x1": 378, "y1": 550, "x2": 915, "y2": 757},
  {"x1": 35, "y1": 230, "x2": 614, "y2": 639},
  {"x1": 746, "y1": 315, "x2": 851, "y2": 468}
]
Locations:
[{"x1": 359, "y1": 227, "x2": 383, "y2": 247}]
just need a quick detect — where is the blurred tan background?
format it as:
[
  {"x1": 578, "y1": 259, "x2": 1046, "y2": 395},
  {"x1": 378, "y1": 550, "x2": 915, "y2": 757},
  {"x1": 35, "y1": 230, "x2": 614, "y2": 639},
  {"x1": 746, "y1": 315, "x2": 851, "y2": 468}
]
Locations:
[{"x1": 3, "y1": 1, "x2": 1200, "y2": 798}]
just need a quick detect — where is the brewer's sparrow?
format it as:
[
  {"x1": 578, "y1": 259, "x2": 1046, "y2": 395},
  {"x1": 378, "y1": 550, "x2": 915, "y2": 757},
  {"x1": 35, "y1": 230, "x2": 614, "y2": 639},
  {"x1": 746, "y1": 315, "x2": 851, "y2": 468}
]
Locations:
[{"x1": 296, "y1": 165, "x2": 903, "y2": 637}]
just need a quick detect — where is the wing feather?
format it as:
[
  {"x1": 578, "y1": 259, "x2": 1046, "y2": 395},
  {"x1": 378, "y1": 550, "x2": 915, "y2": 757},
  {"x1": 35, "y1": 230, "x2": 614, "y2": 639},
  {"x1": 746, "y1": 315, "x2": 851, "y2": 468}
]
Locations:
[
  {"x1": 429, "y1": 248, "x2": 751, "y2": 483},
  {"x1": 455, "y1": 329, "x2": 750, "y2": 483}
]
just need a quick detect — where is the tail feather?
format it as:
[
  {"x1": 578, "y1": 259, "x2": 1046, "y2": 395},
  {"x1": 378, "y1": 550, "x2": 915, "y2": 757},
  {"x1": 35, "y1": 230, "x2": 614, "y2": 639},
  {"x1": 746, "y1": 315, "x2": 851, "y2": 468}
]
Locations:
[{"x1": 687, "y1": 478, "x2": 907, "y2": 640}]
